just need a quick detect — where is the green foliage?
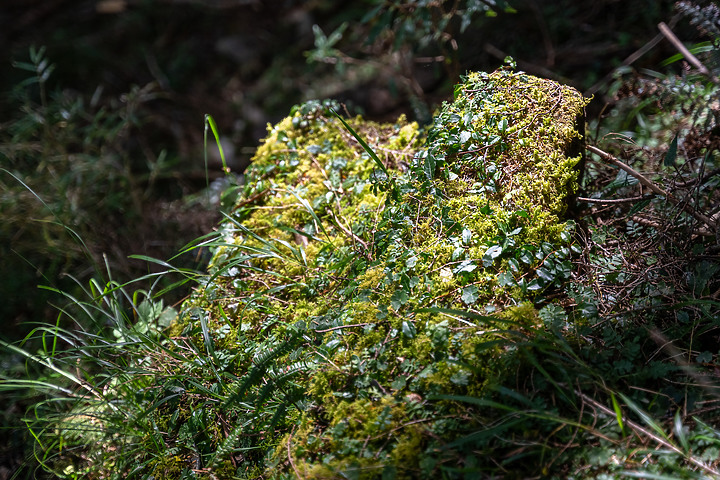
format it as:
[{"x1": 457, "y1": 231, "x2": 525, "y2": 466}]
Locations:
[
  {"x1": 407, "y1": 68, "x2": 587, "y2": 301},
  {"x1": 6, "y1": 14, "x2": 720, "y2": 476},
  {"x1": 114, "y1": 69, "x2": 586, "y2": 478},
  {"x1": 559, "y1": 5, "x2": 720, "y2": 476},
  {"x1": 0, "y1": 271, "x2": 182, "y2": 479},
  {"x1": 581, "y1": 1, "x2": 720, "y2": 316}
]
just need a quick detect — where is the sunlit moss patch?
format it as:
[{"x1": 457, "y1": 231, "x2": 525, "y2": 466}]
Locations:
[{"x1": 164, "y1": 71, "x2": 588, "y2": 477}]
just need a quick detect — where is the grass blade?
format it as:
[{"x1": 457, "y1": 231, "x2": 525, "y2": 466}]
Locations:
[
  {"x1": 330, "y1": 109, "x2": 388, "y2": 176},
  {"x1": 618, "y1": 392, "x2": 669, "y2": 441},
  {"x1": 610, "y1": 391, "x2": 626, "y2": 437},
  {"x1": 204, "y1": 114, "x2": 229, "y2": 174},
  {"x1": 674, "y1": 410, "x2": 689, "y2": 453}
]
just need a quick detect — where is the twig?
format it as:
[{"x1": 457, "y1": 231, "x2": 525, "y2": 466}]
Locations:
[
  {"x1": 658, "y1": 22, "x2": 720, "y2": 84},
  {"x1": 587, "y1": 145, "x2": 717, "y2": 232},
  {"x1": 287, "y1": 428, "x2": 303, "y2": 479},
  {"x1": 577, "y1": 195, "x2": 652, "y2": 205},
  {"x1": 327, "y1": 207, "x2": 370, "y2": 255},
  {"x1": 673, "y1": 167, "x2": 720, "y2": 188},
  {"x1": 314, "y1": 322, "x2": 371, "y2": 333},
  {"x1": 587, "y1": 146, "x2": 667, "y2": 197}
]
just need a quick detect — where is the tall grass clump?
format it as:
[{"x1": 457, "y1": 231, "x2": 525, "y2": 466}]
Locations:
[
  {"x1": 1, "y1": 269, "x2": 186, "y2": 478},
  {"x1": 0, "y1": 46, "x2": 218, "y2": 477}
]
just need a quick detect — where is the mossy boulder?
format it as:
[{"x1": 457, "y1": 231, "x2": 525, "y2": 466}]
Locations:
[{"x1": 171, "y1": 69, "x2": 588, "y2": 478}]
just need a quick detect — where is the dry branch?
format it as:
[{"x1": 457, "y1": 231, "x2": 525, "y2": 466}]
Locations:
[
  {"x1": 586, "y1": 145, "x2": 717, "y2": 233},
  {"x1": 658, "y1": 21, "x2": 720, "y2": 84}
]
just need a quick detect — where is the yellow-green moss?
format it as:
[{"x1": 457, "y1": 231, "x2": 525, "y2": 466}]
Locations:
[{"x1": 163, "y1": 70, "x2": 588, "y2": 478}]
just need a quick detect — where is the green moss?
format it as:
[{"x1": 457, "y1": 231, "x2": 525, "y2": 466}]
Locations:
[
  {"x1": 389, "y1": 424, "x2": 425, "y2": 474},
  {"x1": 157, "y1": 71, "x2": 588, "y2": 478},
  {"x1": 150, "y1": 455, "x2": 187, "y2": 479}
]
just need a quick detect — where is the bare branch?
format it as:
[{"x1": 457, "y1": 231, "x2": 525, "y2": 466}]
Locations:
[
  {"x1": 658, "y1": 21, "x2": 720, "y2": 84},
  {"x1": 577, "y1": 195, "x2": 651, "y2": 205},
  {"x1": 586, "y1": 145, "x2": 717, "y2": 232}
]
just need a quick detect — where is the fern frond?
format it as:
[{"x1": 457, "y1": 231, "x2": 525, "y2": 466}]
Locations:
[{"x1": 223, "y1": 330, "x2": 303, "y2": 408}]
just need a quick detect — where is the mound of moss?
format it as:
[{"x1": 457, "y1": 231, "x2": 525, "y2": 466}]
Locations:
[{"x1": 168, "y1": 69, "x2": 588, "y2": 478}]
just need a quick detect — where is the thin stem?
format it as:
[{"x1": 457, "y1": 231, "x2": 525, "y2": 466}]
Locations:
[{"x1": 658, "y1": 22, "x2": 720, "y2": 84}]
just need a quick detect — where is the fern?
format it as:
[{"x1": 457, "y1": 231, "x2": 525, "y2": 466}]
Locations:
[
  {"x1": 209, "y1": 421, "x2": 251, "y2": 469},
  {"x1": 256, "y1": 362, "x2": 308, "y2": 408},
  {"x1": 223, "y1": 329, "x2": 302, "y2": 408},
  {"x1": 210, "y1": 337, "x2": 315, "y2": 470}
]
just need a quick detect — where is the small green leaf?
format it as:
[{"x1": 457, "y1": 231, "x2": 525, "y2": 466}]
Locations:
[
  {"x1": 538, "y1": 304, "x2": 567, "y2": 329},
  {"x1": 628, "y1": 197, "x2": 652, "y2": 215},
  {"x1": 499, "y1": 118, "x2": 508, "y2": 133},
  {"x1": 697, "y1": 351, "x2": 713, "y2": 363},
  {"x1": 137, "y1": 298, "x2": 161, "y2": 324},
  {"x1": 423, "y1": 153, "x2": 436, "y2": 180},
  {"x1": 518, "y1": 248, "x2": 534, "y2": 265},
  {"x1": 391, "y1": 376, "x2": 407, "y2": 390},
  {"x1": 158, "y1": 307, "x2": 178, "y2": 328},
  {"x1": 401, "y1": 321, "x2": 416, "y2": 339},
  {"x1": 462, "y1": 228, "x2": 473, "y2": 245},
  {"x1": 405, "y1": 256, "x2": 418, "y2": 268},
  {"x1": 453, "y1": 260, "x2": 477, "y2": 274},
  {"x1": 391, "y1": 289, "x2": 409, "y2": 310},
  {"x1": 536, "y1": 267, "x2": 555, "y2": 282},
  {"x1": 454, "y1": 83, "x2": 463, "y2": 100},
  {"x1": 461, "y1": 285, "x2": 479, "y2": 305},
  {"x1": 497, "y1": 271, "x2": 514, "y2": 287},
  {"x1": 450, "y1": 370, "x2": 470, "y2": 385},
  {"x1": 483, "y1": 245, "x2": 503, "y2": 267}
]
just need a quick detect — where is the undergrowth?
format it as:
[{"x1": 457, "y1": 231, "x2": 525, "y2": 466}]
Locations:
[
  {"x1": 0, "y1": 46, "x2": 218, "y2": 330},
  {"x1": 3, "y1": 3, "x2": 720, "y2": 479}
]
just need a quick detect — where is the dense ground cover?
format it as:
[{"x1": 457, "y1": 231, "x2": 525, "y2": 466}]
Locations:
[{"x1": 2, "y1": 1, "x2": 720, "y2": 479}]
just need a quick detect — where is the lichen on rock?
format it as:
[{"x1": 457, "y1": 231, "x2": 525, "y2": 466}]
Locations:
[{"x1": 168, "y1": 70, "x2": 589, "y2": 478}]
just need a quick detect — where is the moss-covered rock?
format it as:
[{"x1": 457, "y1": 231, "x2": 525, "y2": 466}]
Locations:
[{"x1": 167, "y1": 70, "x2": 588, "y2": 478}]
